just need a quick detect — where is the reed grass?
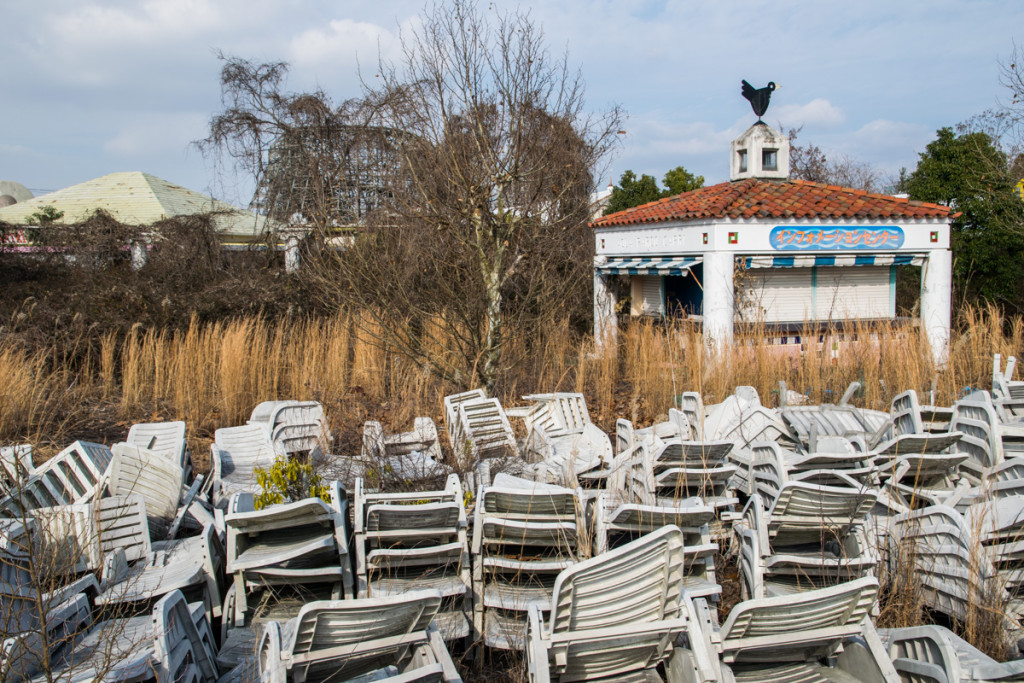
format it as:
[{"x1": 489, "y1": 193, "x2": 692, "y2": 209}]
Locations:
[{"x1": 2, "y1": 303, "x2": 1023, "y2": 451}]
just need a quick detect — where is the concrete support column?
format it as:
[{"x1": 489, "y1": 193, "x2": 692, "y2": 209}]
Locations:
[
  {"x1": 130, "y1": 238, "x2": 148, "y2": 271},
  {"x1": 921, "y1": 249, "x2": 952, "y2": 365},
  {"x1": 593, "y1": 267, "x2": 618, "y2": 348},
  {"x1": 284, "y1": 234, "x2": 301, "y2": 274},
  {"x1": 702, "y1": 251, "x2": 735, "y2": 351}
]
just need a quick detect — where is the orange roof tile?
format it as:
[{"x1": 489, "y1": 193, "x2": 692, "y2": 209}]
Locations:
[{"x1": 590, "y1": 178, "x2": 952, "y2": 228}]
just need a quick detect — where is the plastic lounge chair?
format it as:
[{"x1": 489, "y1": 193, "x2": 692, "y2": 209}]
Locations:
[
  {"x1": 703, "y1": 387, "x2": 796, "y2": 448},
  {"x1": 526, "y1": 526, "x2": 689, "y2": 683},
  {"x1": 354, "y1": 474, "x2": 470, "y2": 641},
  {"x1": 0, "y1": 441, "x2": 112, "y2": 518},
  {"x1": 443, "y1": 390, "x2": 518, "y2": 465},
  {"x1": 108, "y1": 442, "x2": 185, "y2": 537},
  {"x1": 126, "y1": 420, "x2": 192, "y2": 482},
  {"x1": 735, "y1": 456, "x2": 878, "y2": 599},
  {"x1": 225, "y1": 481, "x2": 353, "y2": 623},
  {"x1": 472, "y1": 474, "x2": 585, "y2": 650},
  {"x1": 210, "y1": 424, "x2": 285, "y2": 507},
  {"x1": 257, "y1": 589, "x2": 461, "y2": 683},
  {"x1": 33, "y1": 589, "x2": 218, "y2": 683},
  {"x1": 0, "y1": 520, "x2": 98, "y2": 681},
  {"x1": 671, "y1": 576, "x2": 899, "y2": 682},
  {"x1": 885, "y1": 623, "x2": 1024, "y2": 682},
  {"x1": 362, "y1": 417, "x2": 444, "y2": 462},
  {"x1": 249, "y1": 400, "x2": 332, "y2": 458}
]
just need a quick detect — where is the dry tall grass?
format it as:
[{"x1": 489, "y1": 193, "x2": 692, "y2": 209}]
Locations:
[{"x1": 1, "y1": 302, "x2": 1022, "y2": 456}]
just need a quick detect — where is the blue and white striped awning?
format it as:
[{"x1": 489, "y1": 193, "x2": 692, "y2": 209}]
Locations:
[
  {"x1": 597, "y1": 256, "x2": 701, "y2": 276},
  {"x1": 743, "y1": 254, "x2": 927, "y2": 269}
]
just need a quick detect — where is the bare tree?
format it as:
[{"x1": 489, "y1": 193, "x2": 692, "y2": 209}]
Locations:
[
  {"x1": 314, "y1": 1, "x2": 622, "y2": 391},
  {"x1": 787, "y1": 127, "x2": 880, "y2": 192},
  {"x1": 200, "y1": 1, "x2": 622, "y2": 392}
]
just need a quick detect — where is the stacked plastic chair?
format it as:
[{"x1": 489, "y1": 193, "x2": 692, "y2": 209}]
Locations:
[
  {"x1": 248, "y1": 400, "x2": 333, "y2": 458},
  {"x1": 526, "y1": 526, "x2": 689, "y2": 683},
  {"x1": 0, "y1": 441, "x2": 112, "y2": 518},
  {"x1": 256, "y1": 590, "x2": 461, "y2": 683},
  {"x1": 672, "y1": 576, "x2": 900, "y2": 682},
  {"x1": 735, "y1": 447, "x2": 878, "y2": 599},
  {"x1": 224, "y1": 481, "x2": 353, "y2": 623},
  {"x1": 353, "y1": 473, "x2": 471, "y2": 642},
  {"x1": 444, "y1": 389, "x2": 518, "y2": 467},
  {"x1": 471, "y1": 473, "x2": 585, "y2": 650},
  {"x1": 515, "y1": 392, "x2": 613, "y2": 490}
]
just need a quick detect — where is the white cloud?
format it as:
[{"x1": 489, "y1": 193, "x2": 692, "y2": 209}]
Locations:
[
  {"x1": 102, "y1": 112, "x2": 208, "y2": 158},
  {"x1": 773, "y1": 99, "x2": 845, "y2": 129},
  {"x1": 48, "y1": 0, "x2": 228, "y2": 47},
  {"x1": 287, "y1": 19, "x2": 400, "y2": 70}
]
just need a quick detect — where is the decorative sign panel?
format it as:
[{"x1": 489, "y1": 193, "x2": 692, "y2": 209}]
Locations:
[{"x1": 769, "y1": 225, "x2": 904, "y2": 251}]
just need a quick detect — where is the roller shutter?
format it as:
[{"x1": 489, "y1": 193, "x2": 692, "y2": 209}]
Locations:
[
  {"x1": 816, "y1": 266, "x2": 892, "y2": 320},
  {"x1": 741, "y1": 268, "x2": 813, "y2": 323}
]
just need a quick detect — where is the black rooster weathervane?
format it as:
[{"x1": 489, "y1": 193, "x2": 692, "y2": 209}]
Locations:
[{"x1": 741, "y1": 80, "x2": 776, "y2": 122}]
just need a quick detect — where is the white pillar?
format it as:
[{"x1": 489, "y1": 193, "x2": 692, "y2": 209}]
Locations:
[
  {"x1": 921, "y1": 249, "x2": 952, "y2": 365},
  {"x1": 130, "y1": 239, "x2": 148, "y2": 271},
  {"x1": 284, "y1": 235, "x2": 301, "y2": 274},
  {"x1": 593, "y1": 268, "x2": 618, "y2": 348},
  {"x1": 702, "y1": 251, "x2": 735, "y2": 350}
]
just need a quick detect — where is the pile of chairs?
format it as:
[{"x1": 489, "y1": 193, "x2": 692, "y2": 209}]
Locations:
[{"x1": 13, "y1": 369, "x2": 1024, "y2": 682}]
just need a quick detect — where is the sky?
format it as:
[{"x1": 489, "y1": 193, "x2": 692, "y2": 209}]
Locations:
[{"x1": 3, "y1": 0, "x2": 1023, "y2": 207}]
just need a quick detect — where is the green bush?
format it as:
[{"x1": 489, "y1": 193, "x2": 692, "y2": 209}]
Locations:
[{"x1": 254, "y1": 457, "x2": 330, "y2": 510}]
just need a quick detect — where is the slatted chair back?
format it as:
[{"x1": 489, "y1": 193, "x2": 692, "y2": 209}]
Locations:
[
  {"x1": 768, "y1": 482, "x2": 876, "y2": 546},
  {"x1": 443, "y1": 389, "x2": 488, "y2": 453},
  {"x1": 127, "y1": 421, "x2": 188, "y2": 469},
  {"x1": 532, "y1": 527, "x2": 686, "y2": 682},
  {"x1": 885, "y1": 626, "x2": 962, "y2": 683},
  {"x1": 481, "y1": 474, "x2": 580, "y2": 520},
  {"x1": 678, "y1": 392, "x2": 705, "y2": 440},
  {"x1": 0, "y1": 441, "x2": 112, "y2": 518},
  {"x1": 0, "y1": 445, "x2": 33, "y2": 495},
  {"x1": 614, "y1": 419, "x2": 635, "y2": 457},
  {"x1": 212, "y1": 424, "x2": 282, "y2": 499},
  {"x1": 748, "y1": 442, "x2": 788, "y2": 502},
  {"x1": 521, "y1": 393, "x2": 592, "y2": 436},
  {"x1": 891, "y1": 390, "x2": 926, "y2": 437},
  {"x1": 153, "y1": 589, "x2": 218, "y2": 683},
  {"x1": 549, "y1": 526, "x2": 684, "y2": 633},
  {"x1": 450, "y1": 398, "x2": 517, "y2": 462},
  {"x1": 97, "y1": 495, "x2": 152, "y2": 564},
  {"x1": 719, "y1": 576, "x2": 879, "y2": 664},
  {"x1": 951, "y1": 392, "x2": 1001, "y2": 468},
  {"x1": 284, "y1": 590, "x2": 441, "y2": 665},
  {"x1": 109, "y1": 443, "x2": 183, "y2": 534}
]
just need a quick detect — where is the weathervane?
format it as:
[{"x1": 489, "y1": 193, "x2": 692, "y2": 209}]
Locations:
[{"x1": 741, "y1": 80, "x2": 776, "y2": 122}]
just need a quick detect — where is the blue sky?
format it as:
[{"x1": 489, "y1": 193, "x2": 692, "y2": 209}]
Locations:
[{"x1": 2, "y1": 0, "x2": 1022, "y2": 206}]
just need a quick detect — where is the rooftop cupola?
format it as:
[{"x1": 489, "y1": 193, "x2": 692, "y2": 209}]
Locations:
[{"x1": 730, "y1": 121, "x2": 790, "y2": 181}]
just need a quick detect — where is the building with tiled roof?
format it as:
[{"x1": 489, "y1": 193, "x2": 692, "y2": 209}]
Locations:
[
  {"x1": 0, "y1": 171, "x2": 273, "y2": 239},
  {"x1": 591, "y1": 122, "x2": 953, "y2": 361}
]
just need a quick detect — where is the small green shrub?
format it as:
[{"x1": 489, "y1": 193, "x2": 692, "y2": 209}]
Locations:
[{"x1": 254, "y1": 457, "x2": 331, "y2": 510}]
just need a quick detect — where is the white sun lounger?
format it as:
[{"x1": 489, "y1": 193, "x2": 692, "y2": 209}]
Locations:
[
  {"x1": 108, "y1": 442, "x2": 185, "y2": 537},
  {"x1": 257, "y1": 590, "x2": 461, "y2": 683},
  {"x1": 527, "y1": 526, "x2": 689, "y2": 683},
  {"x1": 444, "y1": 390, "x2": 518, "y2": 466},
  {"x1": 672, "y1": 576, "x2": 899, "y2": 682},
  {"x1": 0, "y1": 441, "x2": 112, "y2": 517},
  {"x1": 472, "y1": 474, "x2": 584, "y2": 650},
  {"x1": 31, "y1": 589, "x2": 218, "y2": 683},
  {"x1": 883, "y1": 623, "x2": 1024, "y2": 682},
  {"x1": 354, "y1": 474, "x2": 470, "y2": 641},
  {"x1": 225, "y1": 481, "x2": 353, "y2": 622},
  {"x1": 126, "y1": 420, "x2": 192, "y2": 481},
  {"x1": 363, "y1": 417, "x2": 444, "y2": 462},
  {"x1": 210, "y1": 424, "x2": 286, "y2": 507}
]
